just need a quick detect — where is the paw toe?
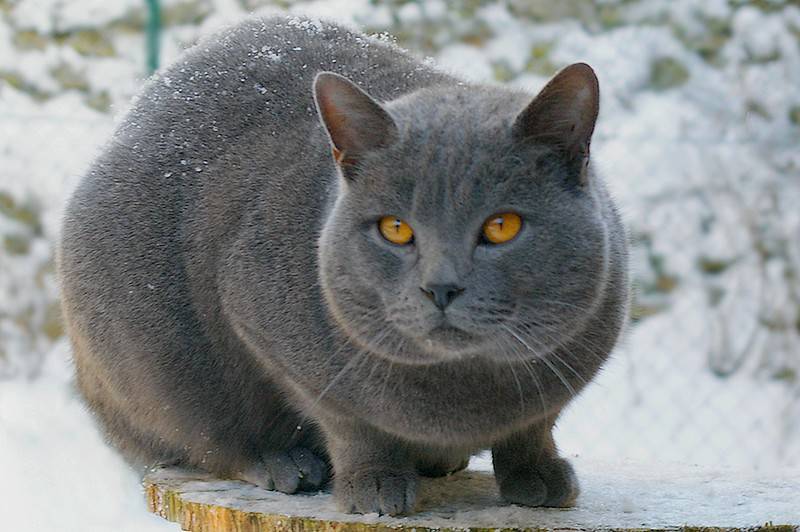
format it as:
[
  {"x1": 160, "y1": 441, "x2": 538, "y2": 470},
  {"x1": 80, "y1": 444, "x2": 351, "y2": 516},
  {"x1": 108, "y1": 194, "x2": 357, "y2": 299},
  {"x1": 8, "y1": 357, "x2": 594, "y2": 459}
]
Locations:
[
  {"x1": 377, "y1": 472, "x2": 416, "y2": 515},
  {"x1": 540, "y1": 458, "x2": 579, "y2": 507},
  {"x1": 498, "y1": 458, "x2": 579, "y2": 508},
  {"x1": 498, "y1": 468, "x2": 547, "y2": 507},
  {"x1": 237, "y1": 447, "x2": 328, "y2": 494},
  {"x1": 262, "y1": 451, "x2": 302, "y2": 493},
  {"x1": 336, "y1": 470, "x2": 418, "y2": 515},
  {"x1": 289, "y1": 447, "x2": 328, "y2": 490}
]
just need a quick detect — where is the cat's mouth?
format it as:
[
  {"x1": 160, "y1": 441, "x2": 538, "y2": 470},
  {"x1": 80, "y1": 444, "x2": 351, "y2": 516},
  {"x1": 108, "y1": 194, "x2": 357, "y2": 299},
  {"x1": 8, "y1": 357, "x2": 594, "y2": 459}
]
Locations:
[{"x1": 422, "y1": 323, "x2": 475, "y2": 353}]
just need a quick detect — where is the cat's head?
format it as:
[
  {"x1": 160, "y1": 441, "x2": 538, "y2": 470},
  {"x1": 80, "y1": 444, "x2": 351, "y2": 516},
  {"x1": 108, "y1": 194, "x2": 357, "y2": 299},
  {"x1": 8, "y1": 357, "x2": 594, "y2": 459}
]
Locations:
[{"x1": 315, "y1": 64, "x2": 610, "y2": 365}]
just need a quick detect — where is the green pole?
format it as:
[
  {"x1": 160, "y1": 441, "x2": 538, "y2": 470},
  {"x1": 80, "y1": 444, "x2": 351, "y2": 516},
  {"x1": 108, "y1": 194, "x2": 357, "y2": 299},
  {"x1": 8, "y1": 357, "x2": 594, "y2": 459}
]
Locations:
[{"x1": 145, "y1": 0, "x2": 161, "y2": 75}]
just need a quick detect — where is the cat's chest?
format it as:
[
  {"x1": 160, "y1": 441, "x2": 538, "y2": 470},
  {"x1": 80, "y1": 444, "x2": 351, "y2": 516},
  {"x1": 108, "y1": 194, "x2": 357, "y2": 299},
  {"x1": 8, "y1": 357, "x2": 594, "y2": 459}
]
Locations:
[{"x1": 299, "y1": 349, "x2": 560, "y2": 446}]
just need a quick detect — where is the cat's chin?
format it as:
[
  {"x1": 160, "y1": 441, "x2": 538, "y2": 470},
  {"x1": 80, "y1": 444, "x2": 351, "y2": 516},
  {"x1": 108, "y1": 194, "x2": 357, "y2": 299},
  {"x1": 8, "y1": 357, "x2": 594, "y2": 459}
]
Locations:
[
  {"x1": 355, "y1": 326, "x2": 480, "y2": 365},
  {"x1": 426, "y1": 324, "x2": 473, "y2": 346},
  {"x1": 409, "y1": 325, "x2": 482, "y2": 361}
]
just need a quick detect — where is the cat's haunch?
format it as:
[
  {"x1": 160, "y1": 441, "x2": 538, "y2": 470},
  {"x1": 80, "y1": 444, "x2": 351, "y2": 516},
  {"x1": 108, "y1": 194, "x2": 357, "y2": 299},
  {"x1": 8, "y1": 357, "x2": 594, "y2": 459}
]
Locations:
[{"x1": 58, "y1": 16, "x2": 628, "y2": 516}]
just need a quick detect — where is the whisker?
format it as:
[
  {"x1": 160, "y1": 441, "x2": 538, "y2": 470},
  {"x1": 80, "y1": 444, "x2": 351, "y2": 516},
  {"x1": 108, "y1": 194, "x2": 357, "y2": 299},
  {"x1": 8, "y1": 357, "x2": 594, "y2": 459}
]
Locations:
[
  {"x1": 304, "y1": 347, "x2": 367, "y2": 415},
  {"x1": 505, "y1": 355, "x2": 526, "y2": 414},
  {"x1": 502, "y1": 323, "x2": 578, "y2": 399},
  {"x1": 496, "y1": 330, "x2": 549, "y2": 415},
  {"x1": 380, "y1": 360, "x2": 394, "y2": 407},
  {"x1": 506, "y1": 312, "x2": 610, "y2": 365},
  {"x1": 525, "y1": 298, "x2": 589, "y2": 312},
  {"x1": 497, "y1": 332, "x2": 546, "y2": 415},
  {"x1": 299, "y1": 312, "x2": 393, "y2": 422}
]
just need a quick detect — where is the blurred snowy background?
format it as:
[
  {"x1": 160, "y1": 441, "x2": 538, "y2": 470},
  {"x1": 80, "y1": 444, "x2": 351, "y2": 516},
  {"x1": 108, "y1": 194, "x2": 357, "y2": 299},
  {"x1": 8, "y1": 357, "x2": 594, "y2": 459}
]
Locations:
[{"x1": 1, "y1": 0, "x2": 799, "y2": 529}]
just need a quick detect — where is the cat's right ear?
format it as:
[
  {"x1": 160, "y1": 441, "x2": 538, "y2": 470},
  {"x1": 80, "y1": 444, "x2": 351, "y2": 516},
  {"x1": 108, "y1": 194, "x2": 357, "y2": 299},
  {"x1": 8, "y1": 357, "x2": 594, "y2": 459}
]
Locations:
[
  {"x1": 313, "y1": 72, "x2": 397, "y2": 176},
  {"x1": 512, "y1": 63, "x2": 600, "y2": 186}
]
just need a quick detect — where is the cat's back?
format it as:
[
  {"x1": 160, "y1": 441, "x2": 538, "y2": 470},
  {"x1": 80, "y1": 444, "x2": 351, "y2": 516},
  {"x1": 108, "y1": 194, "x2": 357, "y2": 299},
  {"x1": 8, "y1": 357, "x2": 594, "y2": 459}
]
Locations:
[
  {"x1": 61, "y1": 16, "x2": 451, "y2": 259},
  {"x1": 109, "y1": 17, "x2": 449, "y2": 178},
  {"x1": 58, "y1": 16, "x2": 451, "y2": 360}
]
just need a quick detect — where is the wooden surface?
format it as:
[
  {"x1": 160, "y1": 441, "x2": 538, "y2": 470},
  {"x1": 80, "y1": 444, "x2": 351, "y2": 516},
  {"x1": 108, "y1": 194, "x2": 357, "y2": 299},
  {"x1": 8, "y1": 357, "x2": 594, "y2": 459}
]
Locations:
[{"x1": 144, "y1": 459, "x2": 800, "y2": 532}]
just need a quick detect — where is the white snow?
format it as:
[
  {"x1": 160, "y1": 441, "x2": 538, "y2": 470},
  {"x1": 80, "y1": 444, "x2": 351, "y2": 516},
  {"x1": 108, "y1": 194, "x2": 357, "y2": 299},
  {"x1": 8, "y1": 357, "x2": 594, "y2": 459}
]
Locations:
[
  {"x1": 147, "y1": 456, "x2": 800, "y2": 528},
  {"x1": 0, "y1": 343, "x2": 172, "y2": 531}
]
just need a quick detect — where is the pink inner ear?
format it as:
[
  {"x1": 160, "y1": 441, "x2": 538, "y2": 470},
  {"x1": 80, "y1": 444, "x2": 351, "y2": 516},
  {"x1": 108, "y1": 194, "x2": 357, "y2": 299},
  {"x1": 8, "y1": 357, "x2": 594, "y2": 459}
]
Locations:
[
  {"x1": 313, "y1": 72, "x2": 397, "y2": 168},
  {"x1": 331, "y1": 147, "x2": 357, "y2": 167},
  {"x1": 316, "y1": 88, "x2": 352, "y2": 150}
]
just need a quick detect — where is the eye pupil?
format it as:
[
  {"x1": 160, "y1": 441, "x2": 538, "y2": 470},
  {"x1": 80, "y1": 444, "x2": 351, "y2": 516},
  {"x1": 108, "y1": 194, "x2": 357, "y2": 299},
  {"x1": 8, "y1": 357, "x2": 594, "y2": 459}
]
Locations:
[
  {"x1": 482, "y1": 212, "x2": 521, "y2": 244},
  {"x1": 379, "y1": 216, "x2": 414, "y2": 245}
]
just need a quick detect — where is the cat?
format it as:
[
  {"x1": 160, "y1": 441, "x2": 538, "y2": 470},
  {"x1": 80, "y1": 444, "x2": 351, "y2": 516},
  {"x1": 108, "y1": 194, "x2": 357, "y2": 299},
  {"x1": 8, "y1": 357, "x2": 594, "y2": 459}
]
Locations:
[{"x1": 58, "y1": 15, "x2": 628, "y2": 516}]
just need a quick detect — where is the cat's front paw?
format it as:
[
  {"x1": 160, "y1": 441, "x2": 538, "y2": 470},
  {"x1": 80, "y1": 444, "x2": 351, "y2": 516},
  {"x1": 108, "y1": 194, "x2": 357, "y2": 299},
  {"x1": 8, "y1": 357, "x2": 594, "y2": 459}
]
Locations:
[
  {"x1": 334, "y1": 469, "x2": 418, "y2": 515},
  {"x1": 497, "y1": 457, "x2": 579, "y2": 508},
  {"x1": 237, "y1": 446, "x2": 329, "y2": 494}
]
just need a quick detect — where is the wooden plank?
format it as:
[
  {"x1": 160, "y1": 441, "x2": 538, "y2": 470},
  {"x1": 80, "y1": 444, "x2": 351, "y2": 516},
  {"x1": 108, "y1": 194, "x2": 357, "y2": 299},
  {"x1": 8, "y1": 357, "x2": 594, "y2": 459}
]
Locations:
[{"x1": 144, "y1": 462, "x2": 799, "y2": 532}]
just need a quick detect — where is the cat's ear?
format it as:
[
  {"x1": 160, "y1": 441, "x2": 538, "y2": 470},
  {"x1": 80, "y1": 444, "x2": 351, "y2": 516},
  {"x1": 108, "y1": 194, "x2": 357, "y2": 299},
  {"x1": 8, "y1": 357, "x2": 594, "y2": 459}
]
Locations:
[
  {"x1": 313, "y1": 72, "x2": 397, "y2": 173},
  {"x1": 512, "y1": 63, "x2": 599, "y2": 185}
]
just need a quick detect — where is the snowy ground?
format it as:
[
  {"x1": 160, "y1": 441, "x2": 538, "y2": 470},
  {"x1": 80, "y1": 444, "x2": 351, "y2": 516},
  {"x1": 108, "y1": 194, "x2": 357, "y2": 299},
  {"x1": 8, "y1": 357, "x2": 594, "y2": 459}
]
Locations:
[
  {"x1": 1, "y1": 0, "x2": 799, "y2": 530},
  {"x1": 0, "y1": 344, "x2": 171, "y2": 531}
]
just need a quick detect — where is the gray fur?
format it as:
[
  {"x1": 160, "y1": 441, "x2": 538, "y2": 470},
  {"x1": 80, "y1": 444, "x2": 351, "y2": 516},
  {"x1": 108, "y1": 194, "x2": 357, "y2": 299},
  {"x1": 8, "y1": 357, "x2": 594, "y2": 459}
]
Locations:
[{"x1": 58, "y1": 16, "x2": 628, "y2": 516}]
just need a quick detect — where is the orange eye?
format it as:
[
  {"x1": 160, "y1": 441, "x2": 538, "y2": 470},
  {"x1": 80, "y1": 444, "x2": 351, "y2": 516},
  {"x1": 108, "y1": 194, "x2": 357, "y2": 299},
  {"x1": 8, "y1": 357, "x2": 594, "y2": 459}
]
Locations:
[
  {"x1": 482, "y1": 212, "x2": 522, "y2": 244},
  {"x1": 379, "y1": 216, "x2": 414, "y2": 245}
]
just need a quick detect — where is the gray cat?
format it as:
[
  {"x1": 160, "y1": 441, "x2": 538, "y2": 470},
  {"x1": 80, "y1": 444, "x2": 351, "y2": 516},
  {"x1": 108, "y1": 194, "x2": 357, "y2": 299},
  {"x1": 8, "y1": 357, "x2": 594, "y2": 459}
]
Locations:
[{"x1": 58, "y1": 15, "x2": 628, "y2": 516}]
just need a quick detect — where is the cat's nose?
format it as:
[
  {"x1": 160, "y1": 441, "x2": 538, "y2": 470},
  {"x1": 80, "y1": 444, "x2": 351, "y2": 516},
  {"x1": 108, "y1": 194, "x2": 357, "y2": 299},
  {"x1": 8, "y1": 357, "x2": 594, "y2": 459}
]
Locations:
[{"x1": 420, "y1": 283, "x2": 465, "y2": 310}]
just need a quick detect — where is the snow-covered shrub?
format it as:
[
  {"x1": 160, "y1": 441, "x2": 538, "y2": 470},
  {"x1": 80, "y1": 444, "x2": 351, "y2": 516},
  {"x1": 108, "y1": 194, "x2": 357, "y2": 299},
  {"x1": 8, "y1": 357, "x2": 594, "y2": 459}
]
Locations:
[{"x1": 0, "y1": 0, "x2": 798, "y2": 465}]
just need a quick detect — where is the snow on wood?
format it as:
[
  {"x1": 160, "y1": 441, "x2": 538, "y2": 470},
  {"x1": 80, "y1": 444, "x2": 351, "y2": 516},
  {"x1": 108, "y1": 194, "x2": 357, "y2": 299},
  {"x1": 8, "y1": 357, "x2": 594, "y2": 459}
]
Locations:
[{"x1": 144, "y1": 457, "x2": 799, "y2": 531}]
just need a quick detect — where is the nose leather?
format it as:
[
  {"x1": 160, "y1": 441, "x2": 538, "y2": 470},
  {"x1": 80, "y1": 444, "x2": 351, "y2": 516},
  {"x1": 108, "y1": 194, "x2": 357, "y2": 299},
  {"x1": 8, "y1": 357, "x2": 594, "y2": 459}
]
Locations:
[{"x1": 420, "y1": 283, "x2": 464, "y2": 310}]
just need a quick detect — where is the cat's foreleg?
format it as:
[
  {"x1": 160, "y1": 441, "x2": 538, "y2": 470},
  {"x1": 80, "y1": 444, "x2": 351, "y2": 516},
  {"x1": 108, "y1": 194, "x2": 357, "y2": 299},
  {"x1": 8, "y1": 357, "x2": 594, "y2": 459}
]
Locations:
[
  {"x1": 491, "y1": 416, "x2": 579, "y2": 507},
  {"x1": 322, "y1": 417, "x2": 419, "y2": 515}
]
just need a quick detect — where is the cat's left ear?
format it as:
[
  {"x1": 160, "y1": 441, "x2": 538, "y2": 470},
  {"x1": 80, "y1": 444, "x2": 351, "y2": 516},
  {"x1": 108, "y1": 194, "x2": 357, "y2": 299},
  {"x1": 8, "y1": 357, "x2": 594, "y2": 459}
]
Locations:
[
  {"x1": 512, "y1": 63, "x2": 599, "y2": 186},
  {"x1": 313, "y1": 72, "x2": 397, "y2": 175}
]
